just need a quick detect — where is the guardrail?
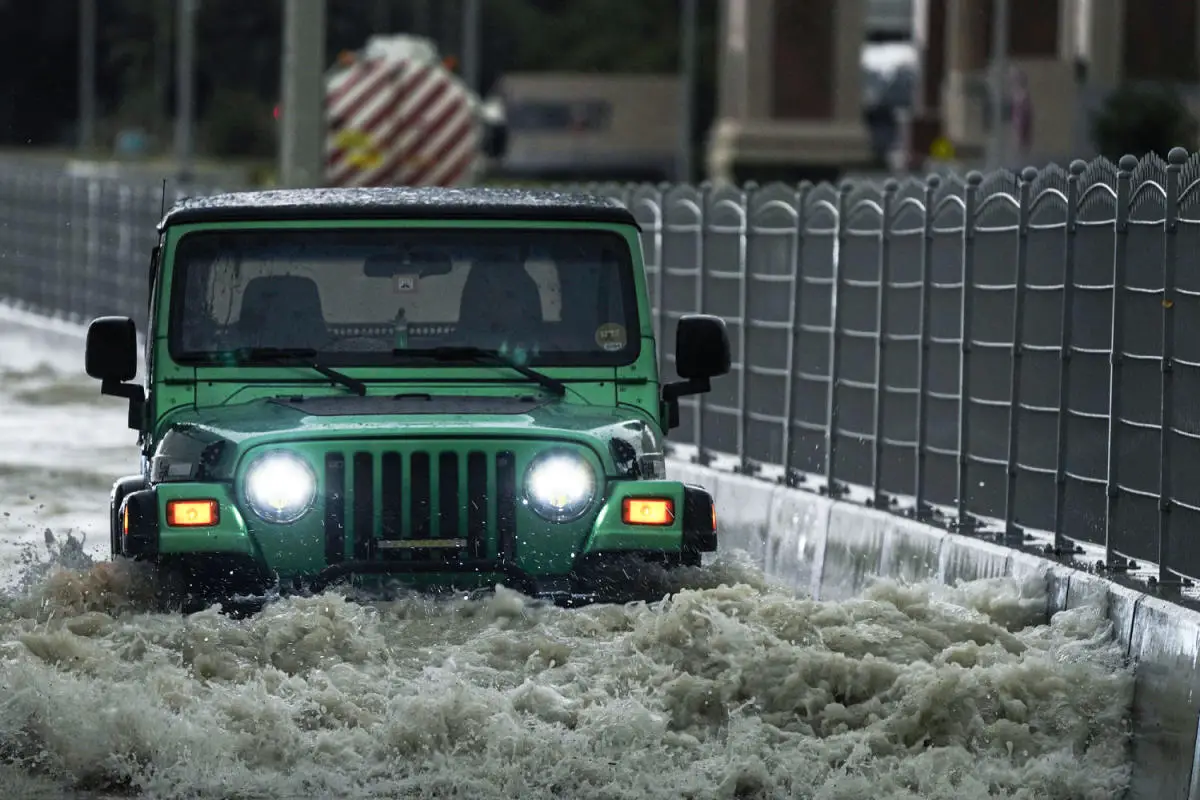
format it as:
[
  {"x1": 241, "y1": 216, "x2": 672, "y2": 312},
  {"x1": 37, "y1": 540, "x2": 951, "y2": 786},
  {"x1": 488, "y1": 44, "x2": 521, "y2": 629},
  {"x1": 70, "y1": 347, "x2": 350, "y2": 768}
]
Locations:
[{"x1": 2, "y1": 149, "x2": 1198, "y2": 593}]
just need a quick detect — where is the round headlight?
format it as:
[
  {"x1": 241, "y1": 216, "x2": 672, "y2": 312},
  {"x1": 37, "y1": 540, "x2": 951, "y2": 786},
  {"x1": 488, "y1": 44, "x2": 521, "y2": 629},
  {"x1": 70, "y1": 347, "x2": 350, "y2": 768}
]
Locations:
[
  {"x1": 523, "y1": 450, "x2": 597, "y2": 523},
  {"x1": 243, "y1": 450, "x2": 317, "y2": 524}
]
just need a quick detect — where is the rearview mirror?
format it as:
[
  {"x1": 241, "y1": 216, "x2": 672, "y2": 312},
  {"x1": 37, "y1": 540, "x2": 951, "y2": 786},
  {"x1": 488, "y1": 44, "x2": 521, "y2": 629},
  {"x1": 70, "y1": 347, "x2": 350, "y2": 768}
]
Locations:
[
  {"x1": 85, "y1": 316, "x2": 145, "y2": 430},
  {"x1": 363, "y1": 248, "x2": 454, "y2": 279},
  {"x1": 661, "y1": 314, "x2": 731, "y2": 429}
]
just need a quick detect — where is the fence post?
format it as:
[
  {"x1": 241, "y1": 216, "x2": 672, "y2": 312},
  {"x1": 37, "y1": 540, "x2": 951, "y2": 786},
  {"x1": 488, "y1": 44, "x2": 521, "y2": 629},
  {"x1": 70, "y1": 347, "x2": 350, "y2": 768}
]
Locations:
[
  {"x1": 650, "y1": 189, "x2": 666, "y2": 352},
  {"x1": 691, "y1": 181, "x2": 713, "y2": 466},
  {"x1": 913, "y1": 174, "x2": 940, "y2": 520},
  {"x1": 83, "y1": 177, "x2": 101, "y2": 323},
  {"x1": 823, "y1": 180, "x2": 852, "y2": 499},
  {"x1": 1157, "y1": 147, "x2": 1185, "y2": 589},
  {"x1": 955, "y1": 171, "x2": 983, "y2": 533},
  {"x1": 782, "y1": 182, "x2": 812, "y2": 488},
  {"x1": 29, "y1": 173, "x2": 44, "y2": 314},
  {"x1": 870, "y1": 179, "x2": 898, "y2": 508},
  {"x1": 1050, "y1": 160, "x2": 1086, "y2": 558},
  {"x1": 1104, "y1": 155, "x2": 1136, "y2": 572},
  {"x1": 1001, "y1": 167, "x2": 1037, "y2": 547},
  {"x1": 52, "y1": 175, "x2": 68, "y2": 316},
  {"x1": 69, "y1": 177, "x2": 84, "y2": 319},
  {"x1": 736, "y1": 182, "x2": 756, "y2": 475},
  {"x1": 118, "y1": 183, "x2": 133, "y2": 315}
]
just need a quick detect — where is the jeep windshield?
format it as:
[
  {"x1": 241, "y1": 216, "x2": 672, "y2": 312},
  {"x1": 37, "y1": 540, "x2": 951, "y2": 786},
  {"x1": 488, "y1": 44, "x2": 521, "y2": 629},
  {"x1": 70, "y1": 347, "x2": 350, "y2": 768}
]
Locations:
[{"x1": 168, "y1": 227, "x2": 641, "y2": 369}]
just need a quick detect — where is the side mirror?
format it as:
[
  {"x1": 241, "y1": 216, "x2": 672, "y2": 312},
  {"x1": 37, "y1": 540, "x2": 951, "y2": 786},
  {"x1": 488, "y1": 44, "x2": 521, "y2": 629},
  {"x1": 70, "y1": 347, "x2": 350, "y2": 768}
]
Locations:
[
  {"x1": 86, "y1": 316, "x2": 138, "y2": 382},
  {"x1": 661, "y1": 314, "x2": 731, "y2": 430},
  {"x1": 675, "y1": 314, "x2": 731, "y2": 380},
  {"x1": 86, "y1": 316, "x2": 145, "y2": 430}
]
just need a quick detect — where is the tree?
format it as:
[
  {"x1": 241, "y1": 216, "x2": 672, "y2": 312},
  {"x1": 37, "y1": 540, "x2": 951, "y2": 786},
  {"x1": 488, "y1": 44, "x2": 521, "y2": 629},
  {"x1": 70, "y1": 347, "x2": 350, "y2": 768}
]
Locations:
[
  {"x1": 1090, "y1": 83, "x2": 1199, "y2": 162},
  {"x1": 0, "y1": 0, "x2": 716, "y2": 154}
]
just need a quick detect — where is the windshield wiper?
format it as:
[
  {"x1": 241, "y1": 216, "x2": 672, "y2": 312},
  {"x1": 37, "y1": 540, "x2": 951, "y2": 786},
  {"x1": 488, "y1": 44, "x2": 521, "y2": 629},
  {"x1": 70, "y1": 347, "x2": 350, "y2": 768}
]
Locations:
[
  {"x1": 391, "y1": 346, "x2": 567, "y2": 397},
  {"x1": 231, "y1": 347, "x2": 368, "y2": 396}
]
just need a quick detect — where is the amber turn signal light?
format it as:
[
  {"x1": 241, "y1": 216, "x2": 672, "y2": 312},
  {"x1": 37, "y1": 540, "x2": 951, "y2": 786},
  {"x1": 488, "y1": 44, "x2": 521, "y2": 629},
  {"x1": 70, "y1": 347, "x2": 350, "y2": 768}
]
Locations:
[
  {"x1": 166, "y1": 499, "x2": 219, "y2": 527},
  {"x1": 622, "y1": 497, "x2": 674, "y2": 526}
]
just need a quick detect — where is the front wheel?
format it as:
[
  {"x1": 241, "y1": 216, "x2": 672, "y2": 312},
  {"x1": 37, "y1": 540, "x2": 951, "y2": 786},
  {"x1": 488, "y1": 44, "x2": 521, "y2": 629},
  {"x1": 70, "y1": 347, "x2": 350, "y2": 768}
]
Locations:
[
  {"x1": 151, "y1": 556, "x2": 273, "y2": 617},
  {"x1": 153, "y1": 562, "x2": 196, "y2": 613},
  {"x1": 567, "y1": 551, "x2": 707, "y2": 605}
]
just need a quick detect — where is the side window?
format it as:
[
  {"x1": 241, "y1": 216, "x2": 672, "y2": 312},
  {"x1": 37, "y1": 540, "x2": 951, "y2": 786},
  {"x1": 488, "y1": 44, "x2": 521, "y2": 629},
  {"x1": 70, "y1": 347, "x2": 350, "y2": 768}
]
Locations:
[
  {"x1": 146, "y1": 246, "x2": 159, "y2": 310},
  {"x1": 145, "y1": 242, "x2": 162, "y2": 380}
]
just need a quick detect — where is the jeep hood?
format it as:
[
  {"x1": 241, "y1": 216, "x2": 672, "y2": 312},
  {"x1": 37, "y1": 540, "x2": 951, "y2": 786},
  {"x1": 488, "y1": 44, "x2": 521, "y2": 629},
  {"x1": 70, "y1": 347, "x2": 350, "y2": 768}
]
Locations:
[{"x1": 151, "y1": 393, "x2": 663, "y2": 482}]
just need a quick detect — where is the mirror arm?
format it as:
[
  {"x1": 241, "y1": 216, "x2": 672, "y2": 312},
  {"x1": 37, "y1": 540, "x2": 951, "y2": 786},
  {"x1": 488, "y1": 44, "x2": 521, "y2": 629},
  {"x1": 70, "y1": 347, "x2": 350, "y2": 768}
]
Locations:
[
  {"x1": 663, "y1": 376, "x2": 710, "y2": 403},
  {"x1": 100, "y1": 380, "x2": 147, "y2": 431},
  {"x1": 661, "y1": 377, "x2": 712, "y2": 431},
  {"x1": 100, "y1": 379, "x2": 143, "y2": 401}
]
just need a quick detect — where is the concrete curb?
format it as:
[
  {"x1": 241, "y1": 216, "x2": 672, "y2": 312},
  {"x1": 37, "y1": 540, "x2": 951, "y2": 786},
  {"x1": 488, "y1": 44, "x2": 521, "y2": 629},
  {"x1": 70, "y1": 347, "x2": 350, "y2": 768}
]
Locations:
[{"x1": 668, "y1": 457, "x2": 1200, "y2": 800}]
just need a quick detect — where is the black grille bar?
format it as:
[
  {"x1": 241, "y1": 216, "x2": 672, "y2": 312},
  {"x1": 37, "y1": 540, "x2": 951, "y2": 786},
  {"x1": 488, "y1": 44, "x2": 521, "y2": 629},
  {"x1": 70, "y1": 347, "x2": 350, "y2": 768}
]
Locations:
[
  {"x1": 439, "y1": 452, "x2": 460, "y2": 541},
  {"x1": 380, "y1": 452, "x2": 403, "y2": 541},
  {"x1": 467, "y1": 451, "x2": 487, "y2": 559},
  {"x1": 410, "y1": 452, "x2": 432, "y2": 562},
  {"x1": 324, "y1": 453, "x2": 346, "y2": 564},
  {"x1": 353, "y1": 452, "x2": 374, "y2": 561},
  {"x1": 496, "y1": 451, "x2": 517, "y2": 561}
]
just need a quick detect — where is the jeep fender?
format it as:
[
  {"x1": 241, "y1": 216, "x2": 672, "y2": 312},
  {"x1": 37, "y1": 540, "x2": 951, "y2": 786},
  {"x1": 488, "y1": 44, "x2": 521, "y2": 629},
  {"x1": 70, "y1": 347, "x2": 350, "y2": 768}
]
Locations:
[
  {"x1": 109, "y1": 474, "x2": 147, "y2": 557},
  {"x1": 118, "y1": 488, "x2": 160, "y2": 560},
  {"x1": 681, "y1": 483, "x2": 717, "y2": 554}
]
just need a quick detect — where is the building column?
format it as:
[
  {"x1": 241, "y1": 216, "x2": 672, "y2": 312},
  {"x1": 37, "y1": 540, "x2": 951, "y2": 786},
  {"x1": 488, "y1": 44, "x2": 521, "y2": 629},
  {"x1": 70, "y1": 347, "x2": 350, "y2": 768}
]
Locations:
[
  {"x1": 939, "y1": 0, "x2": 1078, "y2": 164},
  {"x1": 939, "y1": 0, "x2": 989, "y2": 157},
  {"x1": 1120, "y1": 0, "x2": 1196, "y2": 83},
  {"x1": 706, "y1": 0, "x2": 872, "y2": 184},
  {"x1": 910, "y1": 0, "x2": 948, "y2": 162}
]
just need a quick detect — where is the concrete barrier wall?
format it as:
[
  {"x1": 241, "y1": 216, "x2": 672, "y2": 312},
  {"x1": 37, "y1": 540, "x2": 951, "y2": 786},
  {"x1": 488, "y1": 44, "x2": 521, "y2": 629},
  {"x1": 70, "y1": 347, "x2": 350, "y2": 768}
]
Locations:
[{"x1": 666, "y1": 458, "x2": 1200, "y2": 800}]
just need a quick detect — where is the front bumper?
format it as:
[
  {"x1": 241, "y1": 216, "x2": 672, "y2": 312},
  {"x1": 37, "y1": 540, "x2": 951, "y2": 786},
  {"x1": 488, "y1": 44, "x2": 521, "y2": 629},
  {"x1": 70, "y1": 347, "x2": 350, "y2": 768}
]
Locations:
[{"x1": 118, "y1": 478, "x2": 717, "y2": 605}]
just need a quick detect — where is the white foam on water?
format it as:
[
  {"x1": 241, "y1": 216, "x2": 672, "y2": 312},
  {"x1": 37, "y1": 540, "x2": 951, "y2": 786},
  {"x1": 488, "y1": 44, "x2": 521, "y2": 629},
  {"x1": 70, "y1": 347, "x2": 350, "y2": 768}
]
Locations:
[
  {"x1": 0, "y1": 318, "x2": 1135, "y2": 799},
  {"x1": 0, "y1": 316, "x2": 139, "y2": 590}
]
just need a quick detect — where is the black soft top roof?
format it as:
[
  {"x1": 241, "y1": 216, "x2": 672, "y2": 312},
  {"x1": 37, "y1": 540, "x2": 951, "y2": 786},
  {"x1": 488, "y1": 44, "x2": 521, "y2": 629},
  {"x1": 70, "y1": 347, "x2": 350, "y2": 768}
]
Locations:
[{"x1": 159, "y1": 186, "x2": 640, "y2": 230}]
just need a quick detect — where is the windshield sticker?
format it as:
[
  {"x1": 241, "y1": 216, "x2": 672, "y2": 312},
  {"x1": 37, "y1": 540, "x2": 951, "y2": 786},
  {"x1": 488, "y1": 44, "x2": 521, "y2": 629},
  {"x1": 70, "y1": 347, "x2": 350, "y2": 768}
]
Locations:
[
  {"x1": 395, "y1": 274, "x2": 417, "y2": 292},
  {"x1": 595, "y1": 322, "x2": 627, "y2": 351}
]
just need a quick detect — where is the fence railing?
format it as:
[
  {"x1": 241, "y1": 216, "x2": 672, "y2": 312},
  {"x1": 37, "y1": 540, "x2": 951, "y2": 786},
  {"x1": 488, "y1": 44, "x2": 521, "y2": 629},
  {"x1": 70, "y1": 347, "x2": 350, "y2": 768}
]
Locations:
[{"x1": 2, "y1": 149, "x2": 1199, "y2": 589}]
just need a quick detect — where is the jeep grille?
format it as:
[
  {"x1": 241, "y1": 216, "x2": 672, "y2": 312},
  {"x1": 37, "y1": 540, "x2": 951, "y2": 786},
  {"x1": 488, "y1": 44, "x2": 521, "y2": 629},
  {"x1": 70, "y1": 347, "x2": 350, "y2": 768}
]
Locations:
[{"x1": 322, "y1": 448, "x2": 518, "y2": 564}]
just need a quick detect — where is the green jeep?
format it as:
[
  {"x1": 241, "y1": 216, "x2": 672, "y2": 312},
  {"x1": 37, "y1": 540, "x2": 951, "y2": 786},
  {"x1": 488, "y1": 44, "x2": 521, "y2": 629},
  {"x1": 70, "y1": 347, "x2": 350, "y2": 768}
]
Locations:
[{"x1": 84, "y1": 187, "x2": 731, "y2": 611}]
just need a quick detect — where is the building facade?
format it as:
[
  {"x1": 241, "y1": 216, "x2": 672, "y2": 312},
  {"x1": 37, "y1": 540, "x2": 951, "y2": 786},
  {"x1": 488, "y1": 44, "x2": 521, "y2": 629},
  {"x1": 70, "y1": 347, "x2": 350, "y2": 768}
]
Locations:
[{"x1": 708, "y1": 0, "x2": 1200, "y2": 182}]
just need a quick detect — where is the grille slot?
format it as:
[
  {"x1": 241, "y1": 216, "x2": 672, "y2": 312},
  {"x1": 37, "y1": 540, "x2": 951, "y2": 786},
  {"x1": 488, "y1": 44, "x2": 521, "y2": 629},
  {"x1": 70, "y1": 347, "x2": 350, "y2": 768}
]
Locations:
[
  {"x1": 380, "y1": 452, "x2": 402, "y2": 542},
  {"x1": 466, "y1": 452, "x2": 488, "y2": 560},
  {"x1": 321, "y1": 448, "x2": 518, "y2": 565},
  {"x1": 496, "y1": 451, "x2": 517, "y2": 562},
  {"x1": 439, "y1": 452, "x2": 460, "y2": 541},
  {"x1": 352, "y1": 452, "x2": 374, "y2": 561},
  {"x1": 410, "y1": 452, "x2": 432, "y2": 561},
  {"x1": 324, "y1": 453, "x2": 346, "y2": 563}
]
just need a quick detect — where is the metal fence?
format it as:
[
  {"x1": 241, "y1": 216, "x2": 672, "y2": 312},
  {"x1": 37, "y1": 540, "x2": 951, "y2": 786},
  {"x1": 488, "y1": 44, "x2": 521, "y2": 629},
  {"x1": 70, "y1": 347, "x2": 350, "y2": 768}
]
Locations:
[{"x1": 2, "y1": 150, "x2": 1200, "y2": 587}]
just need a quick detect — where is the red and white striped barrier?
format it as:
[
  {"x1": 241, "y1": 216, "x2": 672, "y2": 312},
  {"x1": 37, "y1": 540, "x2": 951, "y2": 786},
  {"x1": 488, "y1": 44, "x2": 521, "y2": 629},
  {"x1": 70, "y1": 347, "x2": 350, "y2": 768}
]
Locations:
[{"x1": 324, "y1": 50, "x2": 481, "y2": 189}]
